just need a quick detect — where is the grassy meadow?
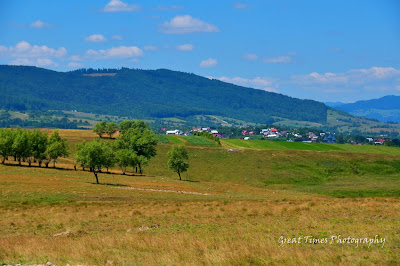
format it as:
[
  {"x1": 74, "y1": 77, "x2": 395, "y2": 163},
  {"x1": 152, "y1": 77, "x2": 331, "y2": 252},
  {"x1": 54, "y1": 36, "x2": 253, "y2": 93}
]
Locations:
[{"x1": 1, "y1": 129, "x2": 400, "y2": 265}]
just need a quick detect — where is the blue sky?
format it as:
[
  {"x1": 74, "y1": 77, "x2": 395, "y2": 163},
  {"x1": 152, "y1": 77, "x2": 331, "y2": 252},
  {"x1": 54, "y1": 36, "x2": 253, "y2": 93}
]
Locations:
[{"x1": 0, "y1": 0, "x2": 399, "y2": 102}]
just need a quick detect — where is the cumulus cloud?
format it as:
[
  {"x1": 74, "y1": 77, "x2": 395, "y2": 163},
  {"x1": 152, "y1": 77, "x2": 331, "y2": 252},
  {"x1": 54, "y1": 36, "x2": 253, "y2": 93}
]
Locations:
[
  {"x1": 103, "y1": 0, "x2": 140, "y2": 12},
  {"x1": 263, "y1": 56, "x2": 292, "y2": 63},
  {"x1": 176, "y1": 44, "x2": 194, "y2": 51},
  {"x1": 154, "y1": 5, "x2": 183, "y2": 11},
  {"x1": 9, "y1": 58, "x2": 58, "y2": 67},
  {"x1": 200, "y1": 58, "x2": 218, "y2": 68},
  {"x1": 0, "y1": 41, "x2": 67, "y2": 58},
  {"x1": 292, "y1": 67, "x2": 400, "y2": 86},
  {"x1": 85, "y1": 46, "x2": 144, "y2": 59},
  {"x1": 243, "y1": 53, "x2": 258, "y2": 61},
  {"x1": 30, "y1": 20, "x2": 52, "y2": 28},
  {"x1": 212, "y1": 76, "x2": 278, "y2": 92},
  {"x1": 85, "y1": 34, "x2": 107, "y2": 42},
  {"x1": 160, "y1": 15, "x2": 219, "y2": 34}
]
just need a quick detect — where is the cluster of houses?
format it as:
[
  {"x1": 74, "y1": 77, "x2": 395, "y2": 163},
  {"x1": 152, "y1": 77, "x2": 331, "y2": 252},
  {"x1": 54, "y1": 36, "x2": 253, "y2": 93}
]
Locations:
[
  {"x1": 161, "y1": 127, "x2": 390, "y2": 145},
  {"x1": 162, "y1": 127, "x2": 230, "y2": 139}
]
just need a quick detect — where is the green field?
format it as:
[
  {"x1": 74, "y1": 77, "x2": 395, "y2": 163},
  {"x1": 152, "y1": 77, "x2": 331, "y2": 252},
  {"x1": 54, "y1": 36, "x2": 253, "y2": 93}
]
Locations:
[
  {"x1": 1, "y1": 129, "x2": 400, "y2": 265},
  {"x1": 222, "y1": 138, "x2": 400, "y2": 155}
]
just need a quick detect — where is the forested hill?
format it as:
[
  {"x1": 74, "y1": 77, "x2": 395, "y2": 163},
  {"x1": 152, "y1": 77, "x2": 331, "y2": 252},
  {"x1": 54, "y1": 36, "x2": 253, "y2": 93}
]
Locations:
[
  {"x1": 0, "y1": 65, "x2": 328, "y2": 124},
  {"x1": 336, "y1": 95, "x2": 400, "y2": 123}
]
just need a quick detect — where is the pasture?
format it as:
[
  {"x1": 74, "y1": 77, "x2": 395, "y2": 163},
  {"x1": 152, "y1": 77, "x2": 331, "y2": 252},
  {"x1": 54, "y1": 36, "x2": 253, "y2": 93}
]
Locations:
[{"x1": 1, "y1": 129, "x2": 399, "y2": 265}]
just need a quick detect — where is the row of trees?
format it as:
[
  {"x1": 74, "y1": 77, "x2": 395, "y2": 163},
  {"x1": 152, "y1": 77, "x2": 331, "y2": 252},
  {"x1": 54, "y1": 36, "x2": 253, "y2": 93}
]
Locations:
[
  {"x1": 76, "y1": 120, "x2": 158, "y2": 183},
  {"x1": 0, "y1": 128, "x2": 69, "y2": 167},
  {"x1": 193, "y1": 131, "x2": 221, "y2": 145}
]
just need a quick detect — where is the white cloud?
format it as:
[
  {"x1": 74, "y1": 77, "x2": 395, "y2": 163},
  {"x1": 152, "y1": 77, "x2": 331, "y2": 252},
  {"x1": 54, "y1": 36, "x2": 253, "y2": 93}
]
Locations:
[
  {"x1": 85, "y1": 34, "x2": 107, "y2": 42},
  {"x1": 292, "y1": 67, "x2": 400, "y2": 86},
  {"x1": 103, "y1": 0, "x2": 140, "y2": 12},
  {"x1": 243, "y1": 53, "x2": 258, "y2": 61},
  {"x1": 67, "y1": 62, "x2": 83, "y2": 68},
  {"x1": 200, "y1": 58, "x2": 218, "y2": 68},
  {"x1": 30, "y1": 20, "x2": 52, "y2": 28},
  {"x1": 160, "y1": 15, "x2": 219, "y2": 34},
  {"x1": 233, "y1": 2, "x2": 251, "y2": 9},
  {"x1": 69, "y1": 55, "x2": 82, "y2": 61},
  {"x1": 9, "y1": 58, "x2": 58, "y2": 67},
  {"x1": 176, "y1": 44, "x2": 194, "y2": 51},
  {"x1": 212, "y1": 76, "x2": 278, "y2": 92},
  {"x1": 263, "y1": 56, "x2": 292, "y2": 63},
  {"x1": 143, "y1": 45, "x2": 157, "y2": 51},
  {"x1": 112, "y1": 35, "x2": 123, "y2": 40},
  {"x1": 0, "y1": 41, "x2": 67, "y2": 58},
  {"x1": 154, "y1": 5, "x2": 183, "y2": 11},
  {"x1": 85, "y1": 46, "x2": 144, "y2": 59}
]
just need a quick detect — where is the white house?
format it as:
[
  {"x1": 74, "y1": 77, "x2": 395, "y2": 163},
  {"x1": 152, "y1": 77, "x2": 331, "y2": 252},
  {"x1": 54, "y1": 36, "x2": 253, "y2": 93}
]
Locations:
[
  {"x1": 166, "y1": 130, "x2": 183, "y2": 135},
  {"x1": 211, "y1": 130, "x2": 218, "y2": 134}
]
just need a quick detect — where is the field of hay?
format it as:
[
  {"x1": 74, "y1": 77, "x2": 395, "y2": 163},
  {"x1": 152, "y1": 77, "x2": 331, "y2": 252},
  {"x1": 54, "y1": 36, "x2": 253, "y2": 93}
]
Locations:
[{"x1": 1, "y1": 129, "x2": 400, "y2": 265}]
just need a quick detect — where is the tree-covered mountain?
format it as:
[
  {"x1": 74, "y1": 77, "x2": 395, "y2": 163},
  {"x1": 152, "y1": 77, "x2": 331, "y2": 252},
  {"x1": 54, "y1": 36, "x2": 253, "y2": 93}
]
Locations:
[
  {"x1": 0, "y1": 65, "x2": 328, "y2": 124},
  {"x1": 336, "y1": 95, "x2": 400, "y2": 123}
]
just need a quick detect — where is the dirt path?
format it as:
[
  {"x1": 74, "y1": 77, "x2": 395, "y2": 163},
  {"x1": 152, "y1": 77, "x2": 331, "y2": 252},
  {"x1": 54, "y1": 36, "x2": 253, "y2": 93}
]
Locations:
[{"x1": 115, "y1": 186, "x2": 211, "y2": 196}]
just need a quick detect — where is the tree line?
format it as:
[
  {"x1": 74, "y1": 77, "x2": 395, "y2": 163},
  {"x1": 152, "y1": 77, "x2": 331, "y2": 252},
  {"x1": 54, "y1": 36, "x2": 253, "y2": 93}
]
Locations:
[
  {"x1": 0, "y1": 120, "x2": 190, "y2": 184},
  {"x1": 0, "y1": 128, "x2": 69, "y2": 167}
]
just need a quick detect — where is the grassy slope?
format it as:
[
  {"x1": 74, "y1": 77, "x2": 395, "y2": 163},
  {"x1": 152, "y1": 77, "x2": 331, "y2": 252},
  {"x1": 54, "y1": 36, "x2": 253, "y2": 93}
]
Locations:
[{"x1": 1, "y1": 129, "x2": 400, "y2": 264}]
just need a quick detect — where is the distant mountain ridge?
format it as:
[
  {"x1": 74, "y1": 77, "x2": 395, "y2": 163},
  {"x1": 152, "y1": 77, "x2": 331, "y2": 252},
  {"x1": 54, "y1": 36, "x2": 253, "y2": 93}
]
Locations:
[
  {"x1": 0, "y1": 65, "x2": 328, "y2": 124},
  {"x1": 335, "y1": 95, "x2": 400, "y2": 123}
]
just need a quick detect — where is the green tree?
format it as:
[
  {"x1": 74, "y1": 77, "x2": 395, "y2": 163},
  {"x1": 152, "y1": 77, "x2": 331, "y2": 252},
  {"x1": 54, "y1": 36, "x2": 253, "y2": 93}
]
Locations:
[
  {"x1": 45, "y1": 130, "x2": 69, "y2": 167},
  {"x1": 29, "y1": 129, "x2": 48, "y2": 167},
  {"x1": 93, "y1": 121, "x2": 107, "y2": 138},
  {"x1": 105, "y1": 122, "x2": 118, "y2": 138},
  {"x1": 75, "y1": 140, "x2": 112, "y2": 184},
  {"x1": 0, "y1": 129, "x2": 15, "y2": 164},
  {"x1": 103, "y1": 141, "x2": 116, "y2": 172},
  {"x1": 116, "y1": 122, "x2": 157, "y2": 174},
  {"x1": 116, "y1": 149, "x2": 138, "y2": 175},
  {"x1": 12, "y1": 128, "x2": 30, "y2": 166},
  {"x1": 119, "y1": 120, "x2": 151, "y2": 134},
  {"x1": 167, "y1": 146, "x2": 189, "y2": 180}
]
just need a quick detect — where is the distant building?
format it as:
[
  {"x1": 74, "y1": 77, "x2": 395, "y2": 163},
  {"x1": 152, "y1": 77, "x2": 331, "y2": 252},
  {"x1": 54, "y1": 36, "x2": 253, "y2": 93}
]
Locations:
[
  {"x1": 166, "y1": 130, "x2": 183, "y2": 135},
  {"x1": 323, "y1": 134, "x2": 336, "y2": 143}
]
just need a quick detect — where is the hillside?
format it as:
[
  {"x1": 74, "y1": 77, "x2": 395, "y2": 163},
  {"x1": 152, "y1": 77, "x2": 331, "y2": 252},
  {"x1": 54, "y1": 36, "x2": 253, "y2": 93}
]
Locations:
[
  {"x1": 335, "y1": 95, "x2": 400, "y2": 123},
  {"x1": 0, "y1": 65, "x2": 327, "y2": 124}
]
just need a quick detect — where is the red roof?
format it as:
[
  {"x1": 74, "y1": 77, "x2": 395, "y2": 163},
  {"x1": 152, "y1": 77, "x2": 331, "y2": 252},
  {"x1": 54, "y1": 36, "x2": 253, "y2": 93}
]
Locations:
[{"x1": 270, "y1": 128, "x2": 277, "y2": 132}]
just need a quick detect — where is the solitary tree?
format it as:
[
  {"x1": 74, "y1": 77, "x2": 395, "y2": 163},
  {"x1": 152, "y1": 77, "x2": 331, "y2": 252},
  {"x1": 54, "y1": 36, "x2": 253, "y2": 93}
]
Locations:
[
  {"x1": 105, "y1": 122, "x2": 118, "y2": 138},
  {"x1": 75, "y1": 140, "x2": 113, "y2": 184},
  {"x1": 93, "y1": 121, "x2": 107, "y2": 138},
  {"x1": 167, "y1": 146, "x2": 189, "y2": 180}
]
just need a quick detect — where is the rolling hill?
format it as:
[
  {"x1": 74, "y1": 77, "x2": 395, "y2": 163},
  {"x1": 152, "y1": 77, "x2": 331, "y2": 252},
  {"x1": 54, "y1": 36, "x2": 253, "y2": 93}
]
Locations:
[
  {"x1": 335, "y1": 95, "x2": 400, "y2": 123},
  {"x1": 0, "y1": 65, "x2": 327, "y2": 124}
]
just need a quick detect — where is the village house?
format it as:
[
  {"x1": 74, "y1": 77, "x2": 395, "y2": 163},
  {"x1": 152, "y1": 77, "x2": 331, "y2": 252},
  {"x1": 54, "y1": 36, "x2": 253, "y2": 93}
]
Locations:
[
  {"x1": 323, "y1": 134, "x2": 336, "y2": 143},
  {"x1": 374, "y1": 138, "x2": 385, "y2": 145},
  {"x1": 166, "y1": 129, "x2": 183, "y2": 135}
]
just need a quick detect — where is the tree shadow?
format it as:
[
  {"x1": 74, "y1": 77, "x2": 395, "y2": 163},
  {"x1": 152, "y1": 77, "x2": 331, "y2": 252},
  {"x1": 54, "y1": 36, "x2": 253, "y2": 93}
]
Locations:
[
  {"x1": 181, "y1": 179, "x2": 200, "y2": 183},
  {"x1": 86, "y1": 182, "x2": 128, "y2": 187}
]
